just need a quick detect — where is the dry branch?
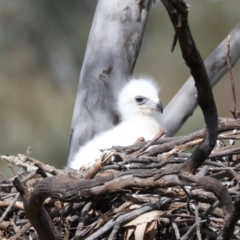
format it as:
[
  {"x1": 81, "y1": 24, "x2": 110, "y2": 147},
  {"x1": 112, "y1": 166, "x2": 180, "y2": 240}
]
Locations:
[
  {"x1": 160, "y1": 22, "x2": 240, "y2": 136},
  {"x1": 161, "y1": 0, "x2": 218, "y2": 173}
]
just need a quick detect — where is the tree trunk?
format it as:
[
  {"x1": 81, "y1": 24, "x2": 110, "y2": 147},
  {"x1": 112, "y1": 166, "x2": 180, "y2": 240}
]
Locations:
[{"x1": 67, "y1": 0, "x2": 153, "y2": 163}]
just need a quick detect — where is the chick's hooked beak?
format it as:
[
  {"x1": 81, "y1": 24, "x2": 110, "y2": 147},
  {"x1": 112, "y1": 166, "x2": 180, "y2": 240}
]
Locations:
[
  {"x1": 155, "y1": 100, "x2": 163, "y2": 113},
  {"x1": 140, "y1": 98, "x2": 163, "y2": 114}
]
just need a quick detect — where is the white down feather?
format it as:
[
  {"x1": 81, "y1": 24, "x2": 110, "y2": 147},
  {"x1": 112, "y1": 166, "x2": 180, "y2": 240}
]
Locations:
[{"x1": 69, "y1": 77, "x2": 163, "y2": 169}]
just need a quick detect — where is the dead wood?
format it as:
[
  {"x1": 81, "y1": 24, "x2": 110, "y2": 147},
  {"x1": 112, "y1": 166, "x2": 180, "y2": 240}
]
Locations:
[
  {"x1": 218, "y1": 194, "x2": 240, "y2": 240},
  {"x1": 160, "y1": 22, "x2": 240, "y2": 136},
  {"x1": 161, "y1": 0, "x2": 218, "y2": 173}
]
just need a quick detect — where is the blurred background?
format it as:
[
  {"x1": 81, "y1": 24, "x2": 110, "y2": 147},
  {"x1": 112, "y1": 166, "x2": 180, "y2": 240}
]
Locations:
[{"x1": 0, "y1": 0, "x2": 240, "y2": 176}]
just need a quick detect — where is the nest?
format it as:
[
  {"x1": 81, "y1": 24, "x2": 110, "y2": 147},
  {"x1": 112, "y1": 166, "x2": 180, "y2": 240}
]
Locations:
[{"x1": 1, "y1": 118, "x2": 240, "y2": 240}]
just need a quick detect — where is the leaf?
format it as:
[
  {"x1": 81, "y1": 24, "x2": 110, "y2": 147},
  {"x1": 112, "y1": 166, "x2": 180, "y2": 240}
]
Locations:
[
  {"x1": 135, "y1": 222, "x2": 148, "y2": 240},
  {"x1": 145, "y1": 221, "x2": 158, "y2": 240},
  {"x1": 124, "y1": 227, "x2": 135, "y2": 240},
  {"x1": 123, "y1": 211, "x2": 163, "y2": 227}
]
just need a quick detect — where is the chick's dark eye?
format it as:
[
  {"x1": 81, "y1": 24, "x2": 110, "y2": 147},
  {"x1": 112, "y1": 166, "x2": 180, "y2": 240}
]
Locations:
[{"x1": 135, "y1": 96, "x2": 145, "y2": 104}]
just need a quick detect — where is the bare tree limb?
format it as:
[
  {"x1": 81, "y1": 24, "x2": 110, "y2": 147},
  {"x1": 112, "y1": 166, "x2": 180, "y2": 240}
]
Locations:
[
  {"x1": 195, "y1": 201, "x2": 202, "y2": 240},
  {"x1": 178, "y1": 174, "x2": 234, "y2": 220},
  {"x1": 0, "y1": 193, "x2": 20, "y2": 223},
  {"x1": 171, "y1": 217, "x2": 180, "y2": 240},
  {"x1": 67, "y1": 0, "x2": 153, "y2": 163},
  {"x1": 226, "y1": 35, "x2": 240, "y2": 119},
  {"x1": 13, "y1": 177, "x2": 61, "y2": 240},
  {"x1": 74, "y1": 201, "x2": 93, "y2": 238},
  {"x1": 159, "y1": 22, "x2": 240, "y2": 136},
  {"x1": 10, "y1": 222, "x2": 32, "y2": 240},
  {"x1": 218, "y1": 194, "x2": 240, "y2": 240},
  {"x1": 161, "y1": 0, "x2": 218, "y2": 172}
]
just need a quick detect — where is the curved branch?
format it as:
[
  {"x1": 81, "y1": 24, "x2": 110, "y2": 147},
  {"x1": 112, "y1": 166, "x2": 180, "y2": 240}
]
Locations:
[
  {"x1": 160, "y1": 22, "x2": 240, "y2": 136},
  {"x1": 179, "y1": 174, "x2": 233, "y2": 217},
  {"x1": 218, "y1": 194, "x2": 240, "y2": 240},
  {"x1": 161, "y1": 0, "x2": 218, "y2": 172},
  {"x1": 13, "y1": 177, "x2": 61, "y2": 240}
]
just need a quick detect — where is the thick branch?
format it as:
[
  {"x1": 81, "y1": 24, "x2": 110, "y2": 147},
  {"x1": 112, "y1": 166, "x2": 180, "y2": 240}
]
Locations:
[
  {"x1": 161, "y1": 0, "x2": 218, "y2": 172},
  {"x1": 13, "y1": 177, "x2": 61, "y2": 240},
  {"x1": 67, "y1": 0, "x2": 153, "y2": 162},
  {"x1": 159, "y1": 22, "x2": 240, "y2": 136},
  {"x1": 179, "y1": 174, "x2": 233, "y2": 218},
  {"x1": 218, "y1": 194, "x2": 240, "y2": 240}
]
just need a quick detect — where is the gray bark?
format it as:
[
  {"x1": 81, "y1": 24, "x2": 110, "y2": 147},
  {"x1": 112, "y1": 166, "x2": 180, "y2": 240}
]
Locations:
[
  {"x1": 159, "y1": 22, "x2": 240, "y2": 136},
  {"x1": 67, "y1": 0, "x2": 153, "y2": 163}
]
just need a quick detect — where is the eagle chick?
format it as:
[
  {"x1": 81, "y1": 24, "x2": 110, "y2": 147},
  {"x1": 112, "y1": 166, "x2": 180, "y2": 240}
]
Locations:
[{"x1": 69, "y1": 77, "x2": 163, "y2": 169}]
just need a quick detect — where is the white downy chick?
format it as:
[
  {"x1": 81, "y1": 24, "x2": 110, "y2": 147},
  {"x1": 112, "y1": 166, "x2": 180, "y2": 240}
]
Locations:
[{"x1": 69, "y1": 77, "x2": 163, "y2": 169}]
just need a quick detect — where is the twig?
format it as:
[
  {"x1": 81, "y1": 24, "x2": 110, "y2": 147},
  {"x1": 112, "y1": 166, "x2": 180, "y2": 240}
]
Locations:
[
  {"x1": 226, "y1": 35, "x2": 239, "y2": 119},
  {"x1": 180, "y1": 186, "x2": 194, "y2": 216},
  {"x1": 0, "y1": 200, "x2": 24, "y2": 210},
  {"x1": 22, "y1": 170, "x2": 38, "y2": 183},
  {"x1": 0, "y1": 193, "x2": 20, "y2": 223},
  {"x1": 83, "y1": 152, "x2": 112, "y2": 179},
  {"x1": 171, "y1": 217, "x2": 180, "y2": 240},
  {"x1": 195, "y1": 201, "x2": 202, "y2": 240},
  {"x1": 0, "y1": 183, "x2": 14, "y2": 188},
  {"x1": 163, "y1": 139, "x2": 202, "y2": 158},
  {"x1": 132, "y1": 130, "x2": 166, "y2": 157},
  {"x1": 0, "y1": 221, "x2": 11, "y2": 231},
  {"x1": 49, "y1": 203, "x2": 84, "y2": 219},
  {"x1": 8, "y1": 164, "x2": 18, "y2": 177},
  {"x1": 1, "y1": 154, "x2": 38, "y2": 172},
  {"x1": 27, "y1": 156, "x2": 63, "y2": 176},
  {"x1": 10, "y1": 221, "x2": 32, "y2": 240},
  {"x1": 0, "y1": 172, "x2": 8, "y2": 181},
  {"x1": 23, "y1": 146, "x2": 32, "y2": 162},
  {"x1": 108, "y1": 224, "x2": 120, "y2": 240},
  {"x1": 202, "y1": 200, "x2": 220, "y2": 218},
  {"x1": 10, "y1": 215, "x2": 19, "y2": 234},
  {"x1": 180, "y1": 223, "x2": 196, "y2": 240},
  {"x1": 74, "y1": 201, "x2": 93, "y2": 237}
]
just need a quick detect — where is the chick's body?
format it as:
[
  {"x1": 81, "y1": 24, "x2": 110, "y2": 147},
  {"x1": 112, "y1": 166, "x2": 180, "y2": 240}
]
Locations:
[{"x1": 69, "y1": 77, "x2": 163, "y2": 169}]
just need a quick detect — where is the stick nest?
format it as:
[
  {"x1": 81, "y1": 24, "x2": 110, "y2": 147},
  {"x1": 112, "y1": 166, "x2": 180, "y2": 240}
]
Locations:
[{"x1": 1, "y1": 117, "x2": 240, "y2": 240}]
